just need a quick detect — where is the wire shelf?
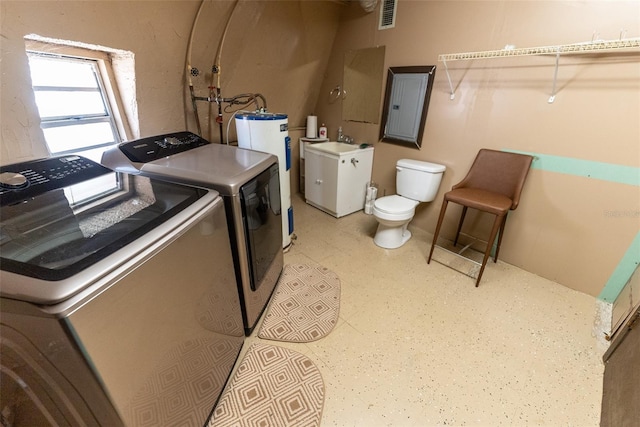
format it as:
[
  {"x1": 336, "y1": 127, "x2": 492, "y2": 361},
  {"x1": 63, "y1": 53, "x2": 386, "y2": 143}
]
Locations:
[
  {"x1": 438, "y1": 37, "x2": 640, "y2": 62},
  {"x1": 438, "y1": 37, "x2": 640, "y2": 102}
]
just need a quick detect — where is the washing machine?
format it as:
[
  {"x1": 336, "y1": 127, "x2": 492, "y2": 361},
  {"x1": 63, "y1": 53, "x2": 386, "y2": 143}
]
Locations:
[
  {"x1": 101, "y1": 131, "x2": 283, "y2": 335},
  {"x1": 0, "y1": 155, "x2": 244, "y2": 426}
]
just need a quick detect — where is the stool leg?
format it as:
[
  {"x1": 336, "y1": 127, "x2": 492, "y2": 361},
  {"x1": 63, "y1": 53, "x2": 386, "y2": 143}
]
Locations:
[
  {"x1": 453, "y1": 206, "x2": 468, "y2": 247},
  {"x1": 493, "y1": 214, "x2": 508, "y2": 262},
  {"x1": 428, "y1": 199, "x2": 449, "y2": 264},
  {"x1": 475, "y1": 213, "x2": 504, "y2": 287}
]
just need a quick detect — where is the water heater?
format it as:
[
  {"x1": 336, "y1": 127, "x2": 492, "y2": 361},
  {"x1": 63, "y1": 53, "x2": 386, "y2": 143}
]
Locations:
[{"x1": 235, "y1": 112, "x2": 292, "y2": 248}]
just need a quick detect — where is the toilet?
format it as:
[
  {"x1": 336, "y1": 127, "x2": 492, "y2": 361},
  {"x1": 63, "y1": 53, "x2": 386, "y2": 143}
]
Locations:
[{"x1": 373, "y1": 159, "x2": 446, "y2": 249}]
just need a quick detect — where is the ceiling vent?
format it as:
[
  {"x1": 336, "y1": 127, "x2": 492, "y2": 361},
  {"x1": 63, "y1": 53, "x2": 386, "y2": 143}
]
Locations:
[{"x1": 378, "y1": 0, "x2": 397, "y2": 30}]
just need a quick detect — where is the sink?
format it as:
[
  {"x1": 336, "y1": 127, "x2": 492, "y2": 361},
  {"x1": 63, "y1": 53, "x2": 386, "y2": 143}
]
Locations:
[{"x1": 306, "y1": 141, "x2": 362, "y2": 155}]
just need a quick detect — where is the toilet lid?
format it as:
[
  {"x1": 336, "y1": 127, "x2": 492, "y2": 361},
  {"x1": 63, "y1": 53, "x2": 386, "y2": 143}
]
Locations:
[{"x1": 374, "y1": 195, "x2": 419, "y2": 214}]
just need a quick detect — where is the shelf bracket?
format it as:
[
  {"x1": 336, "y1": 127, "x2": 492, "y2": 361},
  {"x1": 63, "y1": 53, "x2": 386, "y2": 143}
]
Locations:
[
  {"x1": 442, "y1": 59, "x2": 455, "y2": 100},
  {"x1": 548, "y1": 50, "x2": 561, "y2": 104}
]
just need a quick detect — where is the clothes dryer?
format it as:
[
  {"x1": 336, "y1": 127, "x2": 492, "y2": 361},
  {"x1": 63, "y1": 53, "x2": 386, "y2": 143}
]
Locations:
[{"x1": 102, "y1": 132, "x2": 283, "y2": 334}]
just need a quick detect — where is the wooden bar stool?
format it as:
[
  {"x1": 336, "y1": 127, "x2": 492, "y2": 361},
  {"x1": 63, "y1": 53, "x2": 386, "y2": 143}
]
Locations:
[{"x1": 427, "y1": 149, "x2": 534, "y2": 286}]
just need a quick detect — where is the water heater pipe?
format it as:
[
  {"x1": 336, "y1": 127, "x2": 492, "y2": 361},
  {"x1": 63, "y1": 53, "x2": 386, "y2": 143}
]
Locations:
[
  {"x1": 209, "y1": 0, "x2": 241, "y2": 143},
  {"x1": 185, "y1": 0, "x2": 207, "y2": 135},
  {"x1": 186, "y1": 0, "x2": 268, "y2": 142}
]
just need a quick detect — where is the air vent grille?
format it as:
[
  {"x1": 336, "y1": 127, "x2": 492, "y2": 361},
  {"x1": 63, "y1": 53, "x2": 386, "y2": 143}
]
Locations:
[{"x1": 379, "y1": 0, "x2": 397, "y2": 30}]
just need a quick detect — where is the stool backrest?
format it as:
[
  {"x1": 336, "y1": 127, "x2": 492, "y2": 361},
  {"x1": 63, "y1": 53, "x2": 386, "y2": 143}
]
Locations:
[{"x1": 452, "y1": 149, "x2": 534, "y2": 210}]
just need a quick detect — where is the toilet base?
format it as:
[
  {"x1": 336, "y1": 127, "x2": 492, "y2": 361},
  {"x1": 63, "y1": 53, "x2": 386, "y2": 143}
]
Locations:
[{"x1": 373, "y1": 222, "x2": 412, "y2": 249}]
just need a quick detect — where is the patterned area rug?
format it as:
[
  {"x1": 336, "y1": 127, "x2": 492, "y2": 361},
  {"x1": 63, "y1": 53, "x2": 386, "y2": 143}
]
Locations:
[
  {"x1": 258, "y1": 264, "x2": 340, "y2": 343},
  {"x1": 209, "y1": 343, "x2": 324, "y2": 427}
]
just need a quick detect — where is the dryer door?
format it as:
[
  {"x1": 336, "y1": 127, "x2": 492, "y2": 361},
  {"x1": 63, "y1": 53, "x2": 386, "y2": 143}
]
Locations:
[{"x1": 241, "y1": 163, "x2": 282, "y2": 291}]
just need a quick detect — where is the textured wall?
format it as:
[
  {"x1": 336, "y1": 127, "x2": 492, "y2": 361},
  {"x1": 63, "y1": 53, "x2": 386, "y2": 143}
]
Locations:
[
  {"x1": 0, "y1": 0, "x2": 341, "y2": 169},
  {"x1": 315, "y1": 0, "x2": 640, "y2": 297}
]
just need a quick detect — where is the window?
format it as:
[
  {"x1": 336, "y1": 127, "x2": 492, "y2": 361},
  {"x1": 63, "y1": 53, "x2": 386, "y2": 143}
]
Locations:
[
  {"x1": 27, "y1": 52, "x2": 121, "y2": 162},
  {"x1": 25, "y1": 37, "x2": 136, "y2": 206},
  {"x1": 25, "y1": 36, "x2": 135, "y2": 163}
]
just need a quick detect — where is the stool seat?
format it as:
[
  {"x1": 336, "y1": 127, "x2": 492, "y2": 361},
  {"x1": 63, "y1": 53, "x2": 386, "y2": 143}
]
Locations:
[{"x1": 445, "y1": 188, "x2": 512, "y2": 215}]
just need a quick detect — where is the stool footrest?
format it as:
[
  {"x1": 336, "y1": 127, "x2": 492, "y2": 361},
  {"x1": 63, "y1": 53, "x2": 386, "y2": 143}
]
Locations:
[{"x1": 430, "y1": 244, "x2": 481, "y2": 280}]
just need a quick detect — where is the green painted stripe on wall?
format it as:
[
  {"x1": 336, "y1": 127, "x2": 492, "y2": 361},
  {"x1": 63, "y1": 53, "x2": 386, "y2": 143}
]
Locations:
[
  {"x1": 502, "y1": 149, "x2": 640, "y2": 303},
  {"x1": 504, "y1": 150, "x2": 640, "y2": 187},
  {"x1": 598, "y1": 232, "x2": 640, "y2": 303}
]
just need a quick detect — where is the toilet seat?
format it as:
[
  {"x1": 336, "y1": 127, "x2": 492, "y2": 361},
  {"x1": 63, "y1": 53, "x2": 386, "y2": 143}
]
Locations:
[{"x1": 373, "y1": 195, "x2": 419, "y2": 221}]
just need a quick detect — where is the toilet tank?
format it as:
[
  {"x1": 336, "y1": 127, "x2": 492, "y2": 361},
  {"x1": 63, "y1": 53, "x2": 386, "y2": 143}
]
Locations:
[{"x1": 396, "y1": 159, "x2": 446, "y2": 202}]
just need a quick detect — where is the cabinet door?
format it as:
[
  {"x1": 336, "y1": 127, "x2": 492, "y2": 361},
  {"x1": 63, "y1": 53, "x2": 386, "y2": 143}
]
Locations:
[
  {"x1": 304, "y1": 151, "x2": 322, "y2": 205},
  {"x1": 601, "y1": 306, "x2": 640, "y2": 426},
  {"x1": 305, "y1": 151, "x2": 338, "y2": 214},
  {"x1": 336, "y1": 152, "x2": 373, "y2": 216}
]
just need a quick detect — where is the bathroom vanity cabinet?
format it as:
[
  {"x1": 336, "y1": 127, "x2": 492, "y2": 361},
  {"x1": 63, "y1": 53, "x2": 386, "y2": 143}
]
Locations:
[
  {"x1": 299, "y1": 137, "x2": 329, "y2": 195},
  {"x1": 304, "y1": 142, "x2": 374, "y2": 217}
]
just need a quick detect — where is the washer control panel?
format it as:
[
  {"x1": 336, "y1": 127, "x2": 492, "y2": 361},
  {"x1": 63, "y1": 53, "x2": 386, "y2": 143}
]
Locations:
[
  {"x1": 0, "y1": 156, "x2": 112, "y2": 206},
  {"x1": 118, "y1": 131, "x2": 210, "y2": 164}
]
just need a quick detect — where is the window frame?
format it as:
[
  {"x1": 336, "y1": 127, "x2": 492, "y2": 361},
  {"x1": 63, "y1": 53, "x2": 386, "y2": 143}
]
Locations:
[
  {"x1": 25, "y1": 39, "x2": 132, "y2": 158},
  {"x1": 24, "y1": 38, "x2": 136, "y2": 207}
]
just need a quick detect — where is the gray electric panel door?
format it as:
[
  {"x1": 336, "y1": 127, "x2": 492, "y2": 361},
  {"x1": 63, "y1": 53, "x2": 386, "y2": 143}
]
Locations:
[{"x1": 385, "y1": 74, "x2": 428, "y2": 142}]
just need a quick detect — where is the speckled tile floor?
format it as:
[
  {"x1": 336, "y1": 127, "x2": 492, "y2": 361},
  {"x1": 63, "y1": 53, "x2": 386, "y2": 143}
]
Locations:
[{"x1": 245, "y1": 194, "x2": 604, "y2": 427}]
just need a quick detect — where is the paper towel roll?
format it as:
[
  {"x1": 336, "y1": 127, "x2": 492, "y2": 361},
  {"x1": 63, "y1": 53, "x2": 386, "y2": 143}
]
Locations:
[{"x1": 306, "y1": 115, "x2": 318, "y2": 138}]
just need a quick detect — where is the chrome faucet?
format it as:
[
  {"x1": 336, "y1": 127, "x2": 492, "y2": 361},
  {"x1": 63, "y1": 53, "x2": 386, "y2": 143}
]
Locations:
[{"x1": 337, "y1": 127, "x2": 354, "y2": 144}]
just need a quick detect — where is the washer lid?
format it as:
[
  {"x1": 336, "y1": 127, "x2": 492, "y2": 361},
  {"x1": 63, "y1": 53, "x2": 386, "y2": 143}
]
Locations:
[
  {"x1": 397, "y1": 159, "x2": 446, "y2": 173},
  {"x1": 374, "y1": 195, "x2": 419, "y2": 213},
  {"x1": 0, "y1": 156, "x2": 209, "y2": 290}
]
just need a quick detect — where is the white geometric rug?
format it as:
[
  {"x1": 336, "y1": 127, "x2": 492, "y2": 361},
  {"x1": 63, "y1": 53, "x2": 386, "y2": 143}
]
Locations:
[
  {"x1": 258, "y1": 264, "x2": 340, "y2": 343},
  {"x1": 209, "y1": 343, "x2": 324, "y2": 427}
]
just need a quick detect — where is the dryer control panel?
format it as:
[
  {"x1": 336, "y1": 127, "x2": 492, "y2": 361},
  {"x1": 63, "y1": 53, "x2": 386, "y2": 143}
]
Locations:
[{"x1": 118, "y1": 131, "x2": 210, "y2": 164}]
